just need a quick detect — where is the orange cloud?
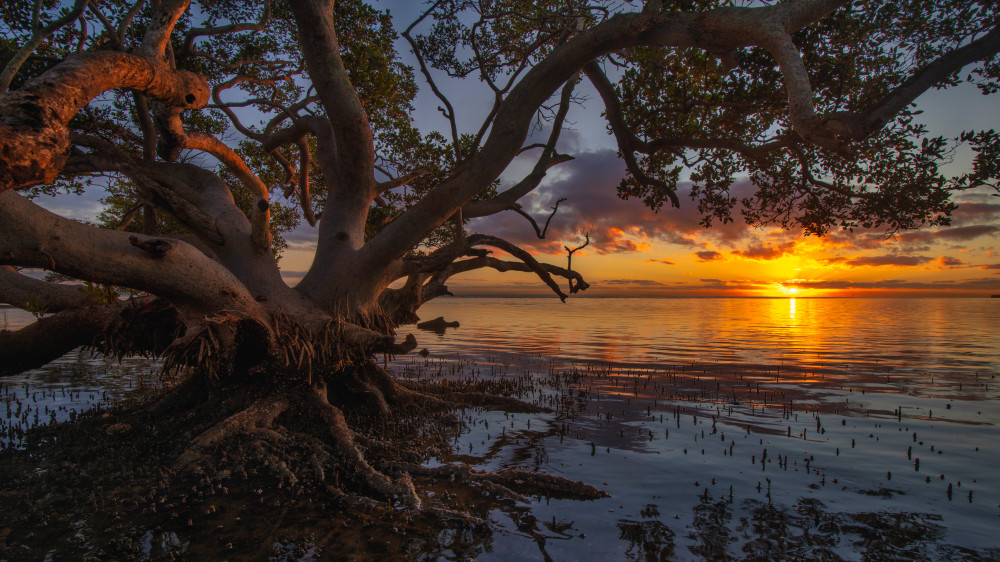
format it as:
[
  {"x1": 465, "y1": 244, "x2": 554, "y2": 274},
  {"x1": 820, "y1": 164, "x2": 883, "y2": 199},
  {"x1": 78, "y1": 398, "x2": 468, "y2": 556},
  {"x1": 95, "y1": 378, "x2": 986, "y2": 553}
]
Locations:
[
  {"x1": 933, "y1": 256, "x2": 966, "y2": 268},
  {"x1": 591, "y1": 226, "x2": 652, "y2": 254}
]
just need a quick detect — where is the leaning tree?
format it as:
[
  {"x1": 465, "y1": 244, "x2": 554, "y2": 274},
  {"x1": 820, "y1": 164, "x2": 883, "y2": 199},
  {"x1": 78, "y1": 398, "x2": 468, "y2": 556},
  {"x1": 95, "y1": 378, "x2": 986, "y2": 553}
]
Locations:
[{"x1": 1, "y1": 0, "x2": 998, "y2": 506}]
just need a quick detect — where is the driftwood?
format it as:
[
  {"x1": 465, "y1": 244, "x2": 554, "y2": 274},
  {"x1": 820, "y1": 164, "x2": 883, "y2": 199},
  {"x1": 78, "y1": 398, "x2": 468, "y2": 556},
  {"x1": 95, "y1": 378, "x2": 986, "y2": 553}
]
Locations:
[{"x1": 416, "y1": 316, "x2": 460, "y2": 334}]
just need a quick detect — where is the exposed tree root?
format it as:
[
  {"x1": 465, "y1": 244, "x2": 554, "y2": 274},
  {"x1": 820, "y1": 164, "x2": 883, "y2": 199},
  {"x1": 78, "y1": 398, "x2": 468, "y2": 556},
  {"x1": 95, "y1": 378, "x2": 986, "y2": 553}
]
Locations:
[
  {"x1": 398, "y1": 378, "x2": 549, "y2": 414},
  {"x1": 156, "y1": 358, "x2": 605, "y2": 530},
  {"x1": 389, "y1": 462, "x2": 609, "y2": 502},
  {"x1": 306, "y1": 379, "x2": 422, "y2": 509},
  {"x1": 0, "y1": 354, "x2": 620, "y2": 559},
  {"x1": 174, "y1": 394, "x2": 291, "y2": 470}
]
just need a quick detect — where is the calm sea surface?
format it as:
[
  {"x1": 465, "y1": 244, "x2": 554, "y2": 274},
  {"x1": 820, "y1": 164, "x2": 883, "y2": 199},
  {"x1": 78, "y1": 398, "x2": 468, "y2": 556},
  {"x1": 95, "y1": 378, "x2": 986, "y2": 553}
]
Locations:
[
  {"x1": 3, "y1": 298, "x2": 999, "y2": 559},
  {"x1": 392, "y1": 297, "x2": 1000, "y2": 560}
]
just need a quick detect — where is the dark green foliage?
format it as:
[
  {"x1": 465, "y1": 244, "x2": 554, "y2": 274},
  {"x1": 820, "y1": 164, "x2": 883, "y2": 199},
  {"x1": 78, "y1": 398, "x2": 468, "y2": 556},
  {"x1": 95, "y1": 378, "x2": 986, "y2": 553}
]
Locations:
[{"x1": 607, "y1": 1, "x2": 1000, "y2": 235}]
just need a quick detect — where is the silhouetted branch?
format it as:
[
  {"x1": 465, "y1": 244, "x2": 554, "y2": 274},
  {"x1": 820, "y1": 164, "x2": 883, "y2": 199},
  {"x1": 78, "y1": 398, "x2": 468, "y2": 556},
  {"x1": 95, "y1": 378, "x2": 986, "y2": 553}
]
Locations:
[
  {"x1": 468, "y1": 233, "x2": 569, "y2": 301},
  {"x1": 564, "y1": 233, "x2": 590, "y2": 293},
  {"x1": 513, "y1": 197, "x2": 567, "y2": 239}
]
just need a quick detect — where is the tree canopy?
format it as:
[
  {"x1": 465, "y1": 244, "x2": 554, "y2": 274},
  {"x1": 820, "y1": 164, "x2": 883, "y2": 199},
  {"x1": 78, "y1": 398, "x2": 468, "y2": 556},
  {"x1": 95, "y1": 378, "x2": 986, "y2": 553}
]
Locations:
[{"x1": 1, "y1": 0, "x2": 998, "y2": 374}]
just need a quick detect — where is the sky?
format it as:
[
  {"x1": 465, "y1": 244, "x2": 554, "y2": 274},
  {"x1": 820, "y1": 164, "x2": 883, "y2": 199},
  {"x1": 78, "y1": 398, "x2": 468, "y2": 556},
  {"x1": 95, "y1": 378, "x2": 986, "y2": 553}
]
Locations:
[{"x1": 33, "y1": 1, "x2": 1000, "y2": 298}]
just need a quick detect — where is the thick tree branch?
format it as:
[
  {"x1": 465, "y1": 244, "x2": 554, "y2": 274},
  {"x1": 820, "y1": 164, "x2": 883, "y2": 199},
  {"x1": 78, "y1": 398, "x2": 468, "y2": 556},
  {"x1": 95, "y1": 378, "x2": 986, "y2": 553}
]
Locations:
[
  {"x1": 0, "y1": 191, "x2": 263, "y2": 320},
  {"x1": 64, "y1": 139, "x2": 236, "y2": 247},
  {"x1": 295, "y1": 136, "x2": 318, "y2": 227},
  {"x1": 584, "y1": 60, "x2": 792, "y2": 162},
  {"x1": 467, "y1": 234, "x2": 569, "y2": 301},
  {"x1": 0, "y1": 301, "x2": 130, "y2": 377},
  {"x1": 583, "y1": 61, "x2": 681, "y2": 207},
  {"x1": 463, "y1": 78, "x2": 578, "y2": 219},
  {"x1": 132, "y1": 92, "x2": 158, "y2": 161},
  {"x1": 373, "y1": 4, "x2": 839, "y2": 268},
  {"x1": 138, "y1": 0, "x2": 189, "y2": 63},
  {"x1": 263, "y1": 115, "x2": 342, "y2": 233},
  {"x1": 759, "y1": 30, "x2": 850, "y2": 153},
  {"x1": 833, "y1": 23, "x2": 1000, "y2": 140},
  {"x1": 180, "y1": 132, "x2": 272, "y2": 249},
  {"x1": 442, "y1": 256, "x2": 589, "y2": 295},
  {"x1": 0, "y1": 266, "x2": 93, "y2": 312},
  {"x1": 287, "y1": 0, "x2": 375, "y2": 201},
  {"x1": 0, "y1": 51, "x2": 208, "y2": 192}
]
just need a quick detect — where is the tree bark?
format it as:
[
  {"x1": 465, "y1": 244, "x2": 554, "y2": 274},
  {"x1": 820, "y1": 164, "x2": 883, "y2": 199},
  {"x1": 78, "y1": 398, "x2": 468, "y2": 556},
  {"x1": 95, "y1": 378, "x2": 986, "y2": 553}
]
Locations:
[
  {"x1": 0, "y1": 302, "x2": 126, "y2": 377},
  {"x1": 0, "y1": 51, "x2": 209, "y2": 192}
]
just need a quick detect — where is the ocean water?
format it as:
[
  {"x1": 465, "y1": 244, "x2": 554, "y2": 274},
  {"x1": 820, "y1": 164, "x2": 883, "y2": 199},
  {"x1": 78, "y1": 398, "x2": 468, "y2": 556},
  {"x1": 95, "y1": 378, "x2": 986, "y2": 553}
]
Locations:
[
  {"x1": 1, "y1": 307, "x2": 162, "y2": 448},
  {"x1": 391, "y1": 297, "x2": 1000, "y2": 560},
  {"x1": 3, "y1": 298, "x2": 999, "y2": 559}
]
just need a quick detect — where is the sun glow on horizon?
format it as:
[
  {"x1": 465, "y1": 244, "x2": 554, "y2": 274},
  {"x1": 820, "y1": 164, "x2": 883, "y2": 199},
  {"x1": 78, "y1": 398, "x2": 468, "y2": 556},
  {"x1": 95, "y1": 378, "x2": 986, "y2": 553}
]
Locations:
[{"x1": 757, "y1": 280, "x2": 834, "y2": 298}]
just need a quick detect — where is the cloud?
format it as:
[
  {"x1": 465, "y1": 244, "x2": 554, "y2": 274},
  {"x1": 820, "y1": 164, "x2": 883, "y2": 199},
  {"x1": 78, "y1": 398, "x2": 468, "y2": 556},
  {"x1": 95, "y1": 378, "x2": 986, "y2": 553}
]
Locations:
[
  {"x1": 591, "y1": 227, "x2": 652, "y2": 254},
  {"x1": 730, "y1": 241, "x2": 797, "y2": 260},
  {"x1": 821, "y1": 220, "x2": 999, "y2": 254},
  {"x1": 645, "y1": 258, "x2": 676, "y2": 265},
  {"x1": 828, "y1": 254, "x2": 933, "y2": 267},
  {"x1": 788, "y1": 277, "x2": 1000, "y2": 291},
  {"x1": 979, "y1": 263, "x2": 1000, "y2": 270},
  {"x1": 950, "y1": 202, "x2": 1000, "y2": 225},
  {"x1": 694, "y1": 250, "x2": 724, "y2": 262},
  {"x1": 468, "y1": 149, "x2": 755, "y2": 256},
  {"x1": 933, "y1": 256, "x2": 965, "y2": 268},
  {"x1": 282, "y1": 224, "x2": 319, "y2": 250},
  {"x1": 279, "y1": 270, "x2": 308, "y2": 285},
  {"x1": 600, "y1": 278, "x2": 666, "y2": 286},
  {"x1": 897, "y1": 225, "x2": 1000, "y2": 243}
]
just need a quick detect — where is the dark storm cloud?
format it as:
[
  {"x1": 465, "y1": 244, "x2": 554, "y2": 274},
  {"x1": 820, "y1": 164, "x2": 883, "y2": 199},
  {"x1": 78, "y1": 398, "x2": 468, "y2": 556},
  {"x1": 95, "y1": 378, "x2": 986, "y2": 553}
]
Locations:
[
  {"x1": 468, "y1": 149, "x2": 754, "y2": 255},
  {"x1": 818, "y1": 204, "x2": 1000, "y2": 253}
]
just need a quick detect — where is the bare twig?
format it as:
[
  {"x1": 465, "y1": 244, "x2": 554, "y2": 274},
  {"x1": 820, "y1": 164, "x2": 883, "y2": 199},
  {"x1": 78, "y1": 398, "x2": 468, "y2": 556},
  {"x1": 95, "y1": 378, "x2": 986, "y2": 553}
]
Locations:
[{"x1": 513, "y1": 197, "x2": 567, "y2": 239}]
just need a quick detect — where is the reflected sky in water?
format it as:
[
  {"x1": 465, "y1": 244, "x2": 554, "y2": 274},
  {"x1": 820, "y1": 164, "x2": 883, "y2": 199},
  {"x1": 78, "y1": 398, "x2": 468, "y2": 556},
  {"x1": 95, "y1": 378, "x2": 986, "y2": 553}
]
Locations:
[
  {"x1": 394, "y1": 298, "x2": 1000, "y2": 560},
  {"x1": 402, "y1": 298, "x2": 998, "y2": 378}
]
